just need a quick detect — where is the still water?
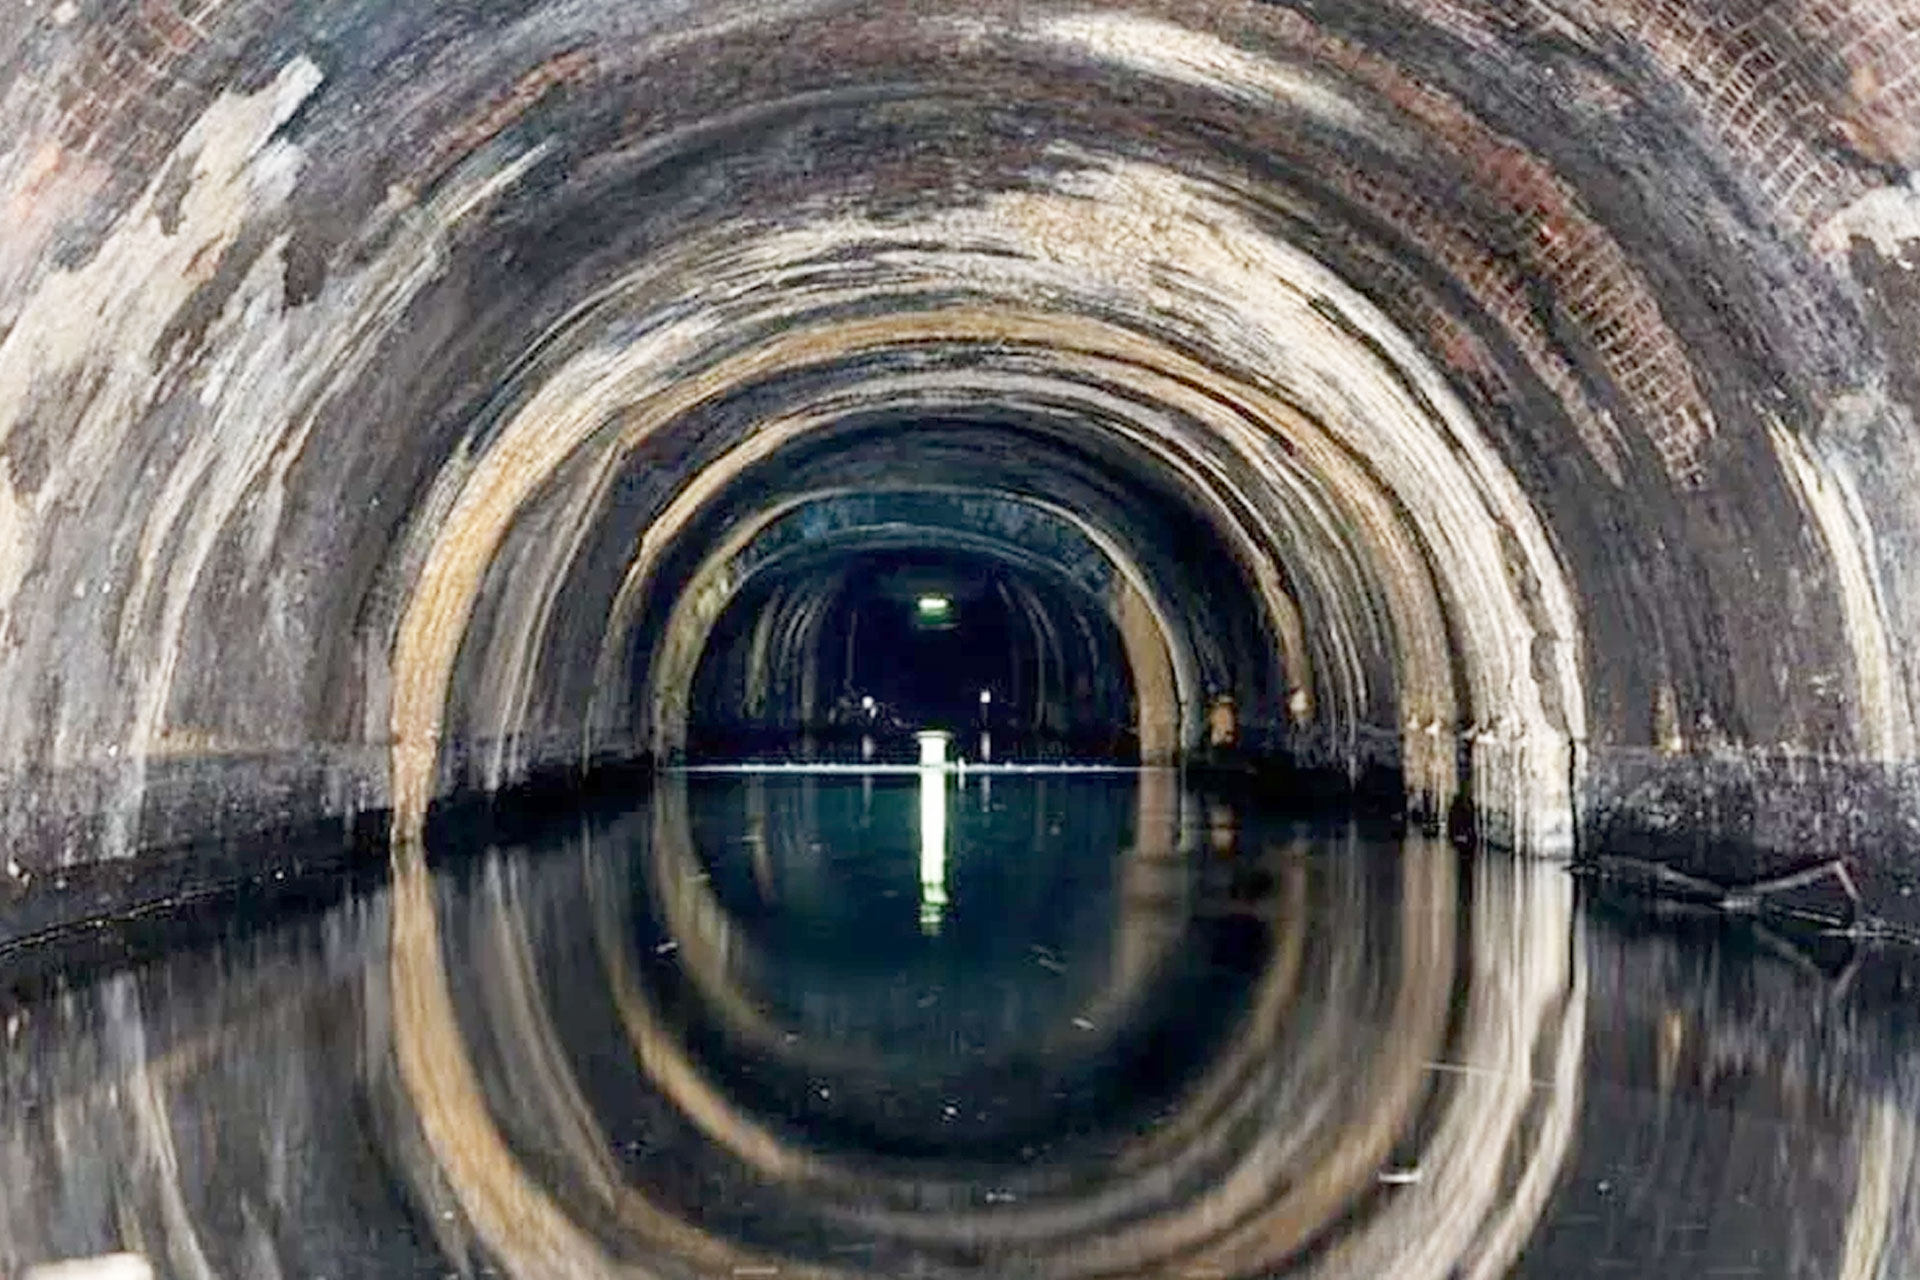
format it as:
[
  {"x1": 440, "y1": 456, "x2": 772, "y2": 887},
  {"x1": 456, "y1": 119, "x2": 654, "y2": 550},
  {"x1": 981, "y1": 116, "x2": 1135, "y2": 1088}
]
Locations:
[{"x1": 3, "y1": 769, "x2": 1917, "y2": 1278}]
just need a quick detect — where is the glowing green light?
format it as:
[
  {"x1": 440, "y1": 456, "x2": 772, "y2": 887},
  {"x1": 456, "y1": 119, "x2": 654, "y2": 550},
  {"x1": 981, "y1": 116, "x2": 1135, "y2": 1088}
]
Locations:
[{"x1": 916, "y1": 594, "x2": 951, "y2": 617}]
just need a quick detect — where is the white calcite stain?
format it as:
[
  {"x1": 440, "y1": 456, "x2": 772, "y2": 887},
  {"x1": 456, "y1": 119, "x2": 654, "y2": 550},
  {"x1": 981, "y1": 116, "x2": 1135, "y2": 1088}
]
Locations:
[
  {"x1": 1021, "y1": 10, "x2": 1376, "y2": 135},
  {"x1": 960, "y1": 8, "x2": 1660, "y2": 489},
  {"x1": 472, "y1": 436, "x2": 618, "y2": 790},
  {"x1": 1769, "y1": 418, "x2": 1916, "y2": 761},
  {"x1": 0, "y1": 49, "x2": 554, "y2": 853},
  {"x1": 114, "y1": 138, "x2": 556, "y2": 832},
  {"x1": 22, "y1": 1257, "x2": 153, "y2": 1280},
  {"x1": 1815, "y1": 172, "x2": 1920, "y2": 263},
  {"x1": 0, "y1": 59, "x2": 321, "y2": 681},
  {"x1": 0, "y1": 468, "x2": 25, "y2": 637}
]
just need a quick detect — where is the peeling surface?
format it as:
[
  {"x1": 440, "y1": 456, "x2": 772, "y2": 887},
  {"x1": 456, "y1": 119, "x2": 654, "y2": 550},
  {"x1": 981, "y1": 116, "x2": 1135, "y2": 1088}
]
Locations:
[{"x1": 1818, "y1": 175, "x2": 1920, "y2": 262}]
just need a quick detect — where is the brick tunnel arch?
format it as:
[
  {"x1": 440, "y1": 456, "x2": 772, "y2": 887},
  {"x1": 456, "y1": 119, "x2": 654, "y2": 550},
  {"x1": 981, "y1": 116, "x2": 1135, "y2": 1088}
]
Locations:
[
  {"x1": 0, "y1": 0, "x2": 1914, "y2": 895},
  {"x1": 1, "y1": 0, "x2": 1916, "y2": 891}
]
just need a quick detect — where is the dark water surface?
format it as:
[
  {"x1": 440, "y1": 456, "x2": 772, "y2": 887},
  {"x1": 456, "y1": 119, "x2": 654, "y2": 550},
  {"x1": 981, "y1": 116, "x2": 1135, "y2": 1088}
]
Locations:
[{"x1": 4, "y1": 770, "x2": 1918, "y2": 1278}]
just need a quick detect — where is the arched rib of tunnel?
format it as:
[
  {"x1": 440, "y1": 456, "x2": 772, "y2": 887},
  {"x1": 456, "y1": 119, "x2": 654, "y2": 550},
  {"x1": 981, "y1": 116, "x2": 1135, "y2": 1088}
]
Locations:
[
  {"x1": 3, "y1": 1, "x2": 1920, "y2": 910},
  {"x1": 544, "y1": 418, "x2": 1300, "y2": 771}
]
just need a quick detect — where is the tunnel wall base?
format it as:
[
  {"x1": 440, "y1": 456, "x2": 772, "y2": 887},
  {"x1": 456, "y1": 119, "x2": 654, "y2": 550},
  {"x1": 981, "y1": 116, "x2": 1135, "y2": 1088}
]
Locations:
[
  {"x1": 0, "y1": 744, "x2": 662, "y2": 956},
  {"x1": 1579, "y1": 748, "x2": 1920, "y2": 926},
  {"x1": 8, "y1": 740, "x2": 1920, "y2": 948},
  {"x1": 0, "y1": 749, "x2": 386, "y2": 876}
]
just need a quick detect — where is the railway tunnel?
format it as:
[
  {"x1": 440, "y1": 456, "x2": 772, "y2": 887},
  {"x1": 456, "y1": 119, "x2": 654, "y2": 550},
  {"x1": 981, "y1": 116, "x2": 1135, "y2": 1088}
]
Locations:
[{"x1": 8, "y1": 1, "x2": 1920, "y2": 1276}]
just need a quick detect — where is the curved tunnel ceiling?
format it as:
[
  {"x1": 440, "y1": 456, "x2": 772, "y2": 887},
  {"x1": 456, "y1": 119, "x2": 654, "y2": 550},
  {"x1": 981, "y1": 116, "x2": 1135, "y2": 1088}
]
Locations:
[{"x1": 2, "y1": 0, "x2": 1919, "y2": 882}]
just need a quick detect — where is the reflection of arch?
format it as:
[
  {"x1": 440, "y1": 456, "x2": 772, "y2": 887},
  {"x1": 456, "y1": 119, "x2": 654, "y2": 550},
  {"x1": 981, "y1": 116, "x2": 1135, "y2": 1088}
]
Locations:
[
  {"x1": 638, "y1": 767, "x2": 1193, "y2": 1073},
  {"x1": 646, "y1": 500, "x2": 1185, "y2": 761},
  {"x1": 384, "y1": 792, "x2": 1586, "y2": 1279}
]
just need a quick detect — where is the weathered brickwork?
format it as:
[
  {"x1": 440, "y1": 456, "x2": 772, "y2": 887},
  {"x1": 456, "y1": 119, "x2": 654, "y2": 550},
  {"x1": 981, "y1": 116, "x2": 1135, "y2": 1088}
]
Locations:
[
  {"x1": 1797, "y1": 0, "x2": 1920, "y2": 164},
  {"x1": 1255, "y1": 6, "x2": 1720, "y2": 484}
]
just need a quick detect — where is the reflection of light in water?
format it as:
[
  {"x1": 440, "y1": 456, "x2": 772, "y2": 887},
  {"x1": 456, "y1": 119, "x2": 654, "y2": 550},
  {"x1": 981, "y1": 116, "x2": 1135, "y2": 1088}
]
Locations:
[
  {"x1": 979, "y1": 730, "x2": 992, "y2": 762},
  {"x1": 747, "y1": 774, "x2": 773, "y2": 897},
  {"x1": 917, "y1": 732, "x2": 950, "y2": 935}
]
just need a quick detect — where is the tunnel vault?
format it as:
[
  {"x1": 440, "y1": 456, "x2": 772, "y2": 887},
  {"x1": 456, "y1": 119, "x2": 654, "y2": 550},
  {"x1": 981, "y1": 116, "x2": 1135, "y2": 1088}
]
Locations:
[
  {"x1": 632, "y1": 490, "x2": 1190, "y2": 764},
  {"x1": 3, "y1": 0, "x2": 1920, "y2": 918}
]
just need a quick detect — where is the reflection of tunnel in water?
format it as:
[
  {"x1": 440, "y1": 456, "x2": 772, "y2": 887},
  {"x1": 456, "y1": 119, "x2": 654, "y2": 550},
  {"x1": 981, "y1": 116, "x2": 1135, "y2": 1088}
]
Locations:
[
  {"x1": 19, "y1": 773, "x2": 1920, "y2": 1277},
  {"x1": 5, "y1": 775, "x2": 1594, "y2": 1278},
  {"x1": 10, "y1": 771, "x2": 1920, "y2": 1278}
]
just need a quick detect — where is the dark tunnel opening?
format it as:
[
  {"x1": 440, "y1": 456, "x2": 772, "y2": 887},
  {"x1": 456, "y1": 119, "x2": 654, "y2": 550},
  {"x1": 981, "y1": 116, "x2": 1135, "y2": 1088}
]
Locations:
[{"x1": 684, "y1": 548, "x2": 1141, "y2": 763}]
